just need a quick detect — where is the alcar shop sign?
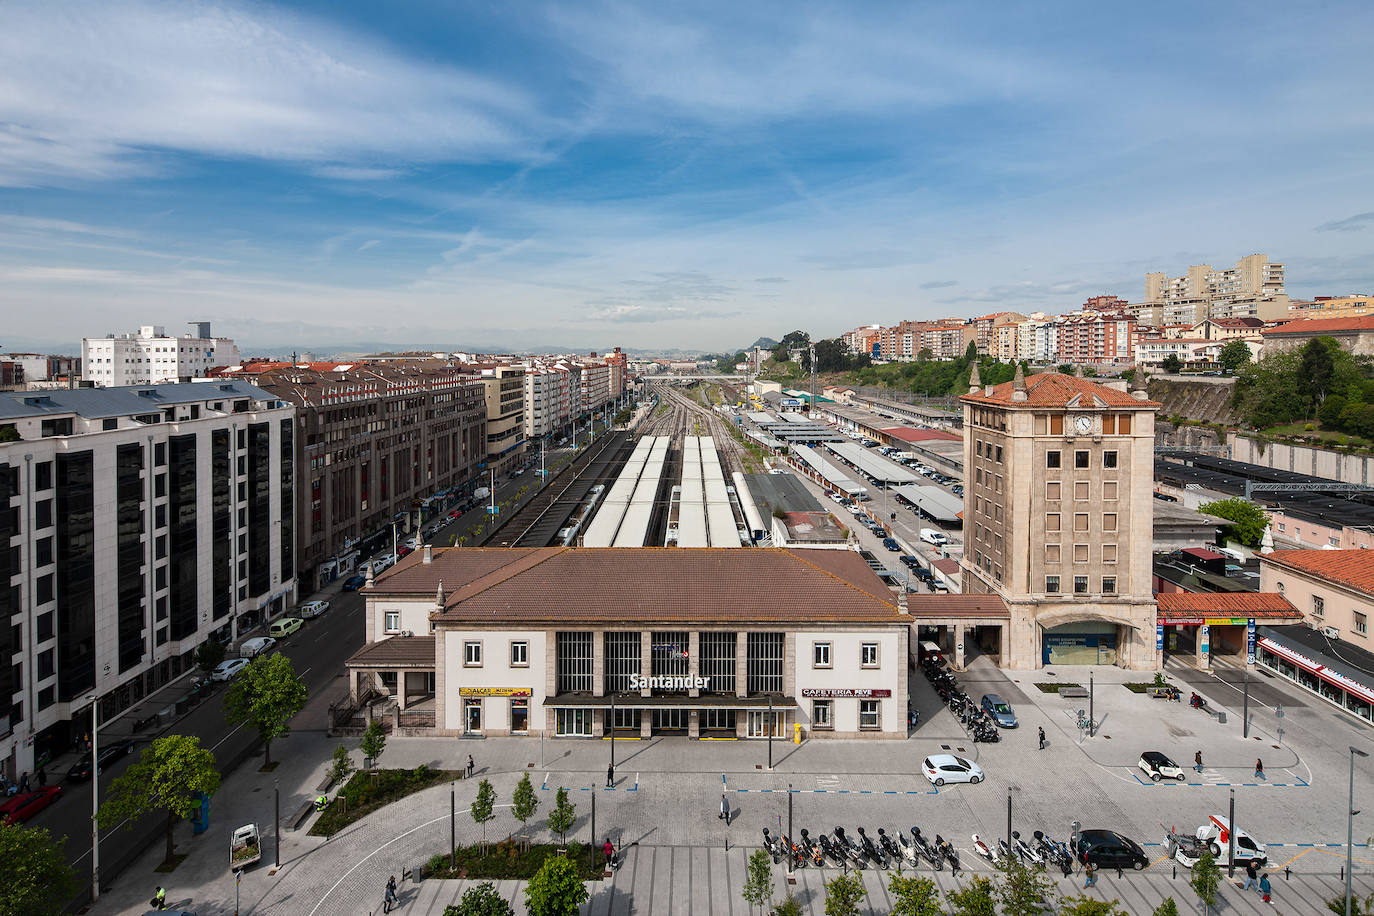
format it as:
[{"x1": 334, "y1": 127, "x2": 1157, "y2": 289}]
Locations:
[{"x1": 801, "y1": 688, "x2": 892, "y2": 698}]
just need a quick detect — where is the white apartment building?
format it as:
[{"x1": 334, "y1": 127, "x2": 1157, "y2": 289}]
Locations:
[
  {"x1": 1146, "y1": 254, "x2": 1284, "y2": 303},
  {"x1": 83, "y1": 322, "x2": 241, "y2": 387},
  {"x1": 523, "y1": 364, "x2": 573, "y2": 440},
  {"x1": 1015, "y1": 318, "x2": 1059, "y2": 364},
  {"x1": 0, "y1": 381, "x2": 296, "y2": 781}
]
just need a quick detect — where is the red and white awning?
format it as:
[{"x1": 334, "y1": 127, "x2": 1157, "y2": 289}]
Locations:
[{"x1": 1258, "y1": 637, "x2": 1374, "y2": 704}]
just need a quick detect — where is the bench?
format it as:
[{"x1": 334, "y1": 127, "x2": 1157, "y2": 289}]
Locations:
[
  {"x1": 1058, "y1": 686, "x2": 1089, "y2": 699},
  {"x1": 289, "y1": 801, "x2": 316, "y2": 831},
  {"x1": 1146, "y1": 686, "x2": 1179, "y2": 700}
]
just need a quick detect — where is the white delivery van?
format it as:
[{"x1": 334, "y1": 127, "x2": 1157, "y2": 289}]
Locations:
[{"x1": 920, "y1": 529, "x2": 948, "y2": 546}]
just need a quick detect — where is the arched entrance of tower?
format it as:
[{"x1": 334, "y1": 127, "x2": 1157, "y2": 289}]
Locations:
[{"x1": 1040, "y1": 621, "x2": 1118, "y2": 665}]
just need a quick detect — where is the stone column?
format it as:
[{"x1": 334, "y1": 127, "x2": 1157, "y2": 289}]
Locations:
[
  {"x1": 396, "y1": 671, "x2": 408, "y2": 710},
  {"x1": 641, "y1": 629, "x2": 654, "y2": 738},
  {"x1": 735, "y1": 632, "x2": 749, "y2": 697},
  {"x1": 592, "y1": 629, "x2": 606, "y2": 697},
  {"x1": 954, "y1": 624, "x2": 966, "y2": 670},
  {"x1": 688, "y1": 631, "x2": 701, "y2": 698}
]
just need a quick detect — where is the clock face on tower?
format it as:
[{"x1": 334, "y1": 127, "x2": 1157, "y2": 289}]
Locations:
[{"x1": 1073, "y1": 415, "x2": 1092, "y2": 435}]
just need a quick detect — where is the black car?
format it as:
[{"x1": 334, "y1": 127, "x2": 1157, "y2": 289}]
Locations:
[
  {"x1": 882, "y1": 537, "x2": 901, "y2": 551},
  {"x1": 1073, "y1": 829, "x2": 1149, "y2": 870},
  {"x1": 341, "y1": 574, "x2": 367, "y2": 591},
  {"x1": 899, "y1": 554, "x2": 920, "y2": 569},
  {"x1": 66, "y1": 739, "x2": 135, "y2": 781}
]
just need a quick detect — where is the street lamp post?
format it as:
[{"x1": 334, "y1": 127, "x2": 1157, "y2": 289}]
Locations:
[
  {"x1": 274, "y1": 778, "x2": 281, "y2": 868},
  {"x1": 767, "y1": 697, "x2": 774, "y2": 770},
  {"x1": 87, "y1": 695, "x2": 100, "y2": 902},
  {"x1": 1348, "y1": 746, "x2": 1369, "y2": 916},
  {"x1": 1226, "y1": 788, "x2": 1236, "y2": 877},
  {"x1": 609, "y1": 697, "x2": 616, "y2": 775}
]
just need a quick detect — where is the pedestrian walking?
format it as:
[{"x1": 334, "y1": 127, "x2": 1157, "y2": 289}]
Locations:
[
  {"x1": 606, "y1": 764, "x2": 615, "y2": 788},
  {"x1": 1195, "y1": 750, "x2": 1204, "y2": 773},
  {"x1": 18, "y1": 772, "x2": 29, "y2": 793},
  {"x1": 719, "y1": 792, "x2": 730, "y2": 825},
  {"x1": 1254, "y1": 758, "x2": 1265, "y2": 780},
  {"x1": 1038, "y1": 726, "x2": 1046, "y2": 750},
  {"x1": 1242, "y1": 860, "x2": 1258, "y2": 891},
  {"x1": 603, "y1": 838, "x2": 615, "y2": 869},
  {"x1": 466, "y1": 754, "x2": 474, "y2": 778},
  {"x1": 383, "y1": 875, "x2": 397, "y2": 913},
  {"x1": 1083, "y1": 863, "x2": 1095, "y2": 888},
  {"x1": 1259, "y1": 873, "x2": 1272, "y2": 903},
  {"x1": 151, "y1": 886, "x2": 167, "y2": 910},
  {"x1": 36, "y1": 767, "x2": 46, "y2": 787}
]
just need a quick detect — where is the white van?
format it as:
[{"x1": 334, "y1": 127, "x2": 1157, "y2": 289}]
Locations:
[{"x1": 920, "y1": 529, "x2": 948, "y2": 546}]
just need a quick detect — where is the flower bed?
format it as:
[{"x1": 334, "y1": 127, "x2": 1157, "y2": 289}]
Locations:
[
  {"x1": 309, "y1": 765, "x2": 458, "y2": 836},
  {"x1": 1034, "y1": 682, "x2": 1082, "y2": 693},
  {"x1": 426, "y1": 840, "x2": 603, "y2": 881}
]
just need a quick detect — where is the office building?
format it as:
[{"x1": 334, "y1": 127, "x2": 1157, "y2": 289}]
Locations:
[{"x1": 83, "y1": 322, "x2": 240, "y2": 387}]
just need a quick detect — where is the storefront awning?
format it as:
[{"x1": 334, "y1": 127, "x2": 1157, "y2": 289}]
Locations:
[
  {"x1": 1258, "y1": 629, "x2": 1374, "y2": 704},
  {"x1": 543, "y1": 695, "x2": 797, "y2": 710}
]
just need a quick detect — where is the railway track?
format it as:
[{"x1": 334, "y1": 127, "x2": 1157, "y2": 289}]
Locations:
[
  {"x1": 642, "y1": 382, "x2": 749, "y2": 474},
  {"x1": 490, "y1": 431, "x2": 633, "y2": 547}
]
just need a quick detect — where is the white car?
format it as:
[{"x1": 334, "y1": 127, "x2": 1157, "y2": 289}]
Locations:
[
  {"x1": 298, "y1": 600, "x2": 330, "y2": 619},
  {"x1": 210, "y1": 658, "x2": 249, "y2": 681},
  {"x1": 1138, "y1": 751, "x2": 1186, "y2": 782},
  {"x1": 920, "y1": 529, "x2": 949, "y2": 546},
  {"x1": 922, "y1": 754, "x2": 984, "y2": 786},
  {"x1": 239, "y1": 636, "x2": 277, "y2": 658},
  {"x1": 372, "y1": 554, "x2": 397, "y2": 573},
  {"x1": 1196, "y1": 815, "x2": 1268, "y2": 866}
]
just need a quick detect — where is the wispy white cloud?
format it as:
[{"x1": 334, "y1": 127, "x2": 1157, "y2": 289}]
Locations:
[
  {"x1": 0, "y1": 0, "x2": 543, "y2": 186},
  {"x1": 1316, "y1": 211, "x2": 1374, "y2": 233}
]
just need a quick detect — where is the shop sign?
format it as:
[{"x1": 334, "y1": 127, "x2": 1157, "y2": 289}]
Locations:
[
  {"x1": 629, "y1": 674, "x2": 709, "y2": 690},
  {"x1": 1156, "y1": 624, "x2": 1164, "y2": 651},
  {"x1": 459, "y1": 687, "x2": 532, "y2": 697},
  {"x1": 1199, "y1": 625, "x2": 1210, "y2": 662},
  {"x1": 1246, "y1": 618, "x2": 1256, "y2": 665},
  {"x1": 1203, "y1": 617, "x2": 1249, "y2": 626},
  {"x1": 800, "y1": 688, "x2": 892, "y2": 698}
]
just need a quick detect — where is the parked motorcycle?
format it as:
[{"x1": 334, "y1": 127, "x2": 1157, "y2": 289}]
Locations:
[
  {"x1": 857, "y1": 827, "x2": 888, "y2": 869},
  {"x1": 912, "y1": 827, "x2": 944, "y2": 871},
  {"x1": 971, "y1": 834, "x2": 994, "y2": 862}
]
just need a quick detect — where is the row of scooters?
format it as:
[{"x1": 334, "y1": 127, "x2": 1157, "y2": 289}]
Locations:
[
  {"x1": 971, "y1": 830, "x2": 1075, "y2": 877},
  {"x1": 921, "y1": 658, "x2": 1000, "y2": 743},
  {"x1": 763, "y1": 825, "x2": 959, "y2": 871}
]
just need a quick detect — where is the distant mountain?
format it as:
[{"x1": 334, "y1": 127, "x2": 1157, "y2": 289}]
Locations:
[{"x1": 749, "y1": 337, "x2": 779, "y2": 350}]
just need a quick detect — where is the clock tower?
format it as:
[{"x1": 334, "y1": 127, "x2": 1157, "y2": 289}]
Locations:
[{"x1": 959, "y1": 366, "x2": 1161, "y2": 669}]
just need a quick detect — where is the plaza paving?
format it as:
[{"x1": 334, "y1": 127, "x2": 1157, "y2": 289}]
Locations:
[{"x1": 93, "y1": 656, "x2": 1371, "y2": 915}]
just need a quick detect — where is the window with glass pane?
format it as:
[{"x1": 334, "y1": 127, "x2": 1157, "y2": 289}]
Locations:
[
  {"x1": 1046, "y1": 450, "x2": 1061, "y2": 469},
  {"x1": 813, "y1": 642, "x2": 831, "y2": 667},
  {"x1": 510, "y1": 641, "x2": 529, "y2": 667},
  {"x1": 1102, "y1": 577, "x2": 1116, "y2": 594},
  {"x1": 464, "y1": 641, "x2": 482, "y2": 666},
  {"x1": 651, "y1": 631, "x2": 690, "y2": 692},
  {"x1": 556, "y1": 632, "x2": 594, "y2": 694},
  {"x1": 699, "y1": 632, "x2": 736, "y2": 694},
  {"x1": 812, "y1": 700, "x2": 831, "y2": 728},
  {"x1": 859, "y1": 700, "x2": 880, "y2": 729},
  {"x1": 1074, "y1": 575, "x2": 1088, "y2": 594},
  {"x1": 604, "y1": 631, "x2": 641, "y2": 693},
  {"x1": 1046, "y1": 575, "x2": 1060, "y2": 593},
  {"x1": 860, "y1": 643, "x2": 878, "y2": 667},
  {"x1": 384, "y1": 611, "x2": 400, "y2": 633},
  {"x1": 747, "y1": 632, "x2": 784, "y2": 694}
]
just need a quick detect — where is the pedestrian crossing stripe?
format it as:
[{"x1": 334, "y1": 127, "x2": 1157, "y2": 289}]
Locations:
[
  {"x1": 1130, "y1": 772, "x2": 1309, "y2": 788},
  {"x1": 731, "y1": 787, "x2": 940, "y2": 796}
]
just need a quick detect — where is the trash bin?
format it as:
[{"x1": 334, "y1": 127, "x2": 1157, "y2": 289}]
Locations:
[{"x1": 1216, "y1": 712, "x2": 1227, "y2": 724}]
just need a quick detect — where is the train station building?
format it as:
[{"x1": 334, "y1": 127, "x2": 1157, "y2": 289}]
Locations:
[{"x1": 344, "y1": 546, "x2": 1006, "y2": 739}]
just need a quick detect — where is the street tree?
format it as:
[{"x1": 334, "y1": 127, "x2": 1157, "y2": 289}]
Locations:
[
  {"x1": 997, "y1": 856, "x2": 1055, "y2": 916},
  {"x1": 223, "y1": 651, "x2": 308, "y2": 767},
  {"x1": 965, "y1": 341, "x2": 980, "y2": 362},
  {"x1": 946, "y1": 875, "x2": 997, "y2": 916},
  {"x1": 98, "y1": 734, "x2": 221, "y2": 865},
  {"x1": 1058, "y1": 895, "x2": 1127, "y2": 916},
  {"x1": 1198, "y1": 497, "x2": 1269, "y2": 548},
  {"x1": 523, "y1": 854, "x2": 588, "y2": 916},
  {"x1": 1161, "y1": 354, "x2": 1183, "y2": 374},
  {"x1": 889, "y1": 874, "x2": 942, "y2": 916},
  {"x1": 771, "y1": 895, "x2": 803, "y2": 916},
  {"x1": 546, "y1": 787, "x2": 575, "y2": 844},
  {"x1": 470, "y1": 778, "x2": 496, "y2": 847},
  {"x1": 511, "y1": 772, "x2": 539, "y2": 833},
  {"x1": 0, "y1": 821, "x2": 77, "y2": 916},
  {"x1": 742, "y1": 848, "x2": 775, "y2": 914},
  {"x1": 823, "y1": 872, "x2": 867, "y2": 916},
  {"x1": 1152, "y1": 898, "x2": 1180, "y2": 916},
  {"x1": 327, "y1": 744, "x2": 355, "y2": 786},
  {"x1": 196, "y1": 639, "x2": 225, "y2": 673},
  {"x1": 1189, "y1": 850, "x2": 1222, "y2": 915},
  {"x1": 1300, "y1": 337, "x2": 1340, "y2": 415},
  {"x1": 446, "y1": 881, "x2": 514, "y2": 916},
  {"x1": 1217, "y1": 339, "x2": 1253, "y2": 375},
  {"x1": 360, "y1": 718, "x2": 386, "y2": 767}
]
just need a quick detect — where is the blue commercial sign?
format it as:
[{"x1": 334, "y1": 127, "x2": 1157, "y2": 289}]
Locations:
[
  {"x1": 1156, "y1": 623, "x2": 1164, "y2": 652},
  {"x1": 1199, "y1": 624, "x2": 1210, "y2": 663},
  {"x1": 1246, "y1": 618, "x2": 1257, "y2": 665}
]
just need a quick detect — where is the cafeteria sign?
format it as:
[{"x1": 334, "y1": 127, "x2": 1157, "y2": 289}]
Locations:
[
  {"x1": 800, "y1": 688, "x2": 892, "y2": 698},
  {"x1": 459, "y1": 687, "x2": 532, "y2": 697}
]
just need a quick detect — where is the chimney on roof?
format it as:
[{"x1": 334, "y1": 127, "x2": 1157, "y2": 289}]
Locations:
[
  {"x1": 1011, "y1": 363, "x2": 1027, "y2": 402},
  {"x1": 435, "y1": 579, "x2": 445, "y2": 610},
  {"x1": 897, "y1": 590, "x2": 908, "y2": 615},
  {"x1": 1132, "y1": 366, "x2": 1149, "y2": 400},
  {"x1": 967, "y1": 362, "x2": 981, "y2": 393},
  {"x1": 422, "y1": 544, "x2": 433, "y2": 564},
  {"x1": 1074, "y1": 364, "x2": 1085, "y2": 378}
]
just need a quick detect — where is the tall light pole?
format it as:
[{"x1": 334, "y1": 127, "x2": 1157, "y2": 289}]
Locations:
[
  {"x1": 1348, "y1": 746, "x2": 1369, "y2": 916},
  {"x1": 87, "y1": 695, "x2": 100, "y2": 902},
  {"x1": 1242, "y1": 666, "x2": 1251, "y2": 739}
]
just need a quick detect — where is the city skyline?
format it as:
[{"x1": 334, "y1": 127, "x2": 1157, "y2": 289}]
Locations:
[{"x1": 3, "y1": 1, "x2": 1374, "y2": 354}]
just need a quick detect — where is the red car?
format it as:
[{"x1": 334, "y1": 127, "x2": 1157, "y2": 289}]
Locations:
[{"x1": 0, "y1": 786, "x2": 63, "y2": 823}]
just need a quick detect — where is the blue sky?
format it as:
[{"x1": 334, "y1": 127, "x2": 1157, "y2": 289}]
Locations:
[{"x1": 2, "y1": 0, "x2": 1373, "y2": 355}]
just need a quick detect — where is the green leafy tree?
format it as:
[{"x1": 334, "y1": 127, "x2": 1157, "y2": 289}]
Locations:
[
  {"x1": 470, "y1": 778, "x2": 496, "y2": 847},
  {"x1": 889, "y1": 874, "x2": 943, "y2": 916},
  {"x1": 327, "y1": 744, "x2": 355, "y2": 786},
  {"x1": 823, "y1": 872, "x2": 867, "y2": 916},
  {"x1": 523, "y1": 854, "x2": 589, "y2": 916},
  {"x1": 997, "y1": 855, "x2": 1055, "y2": 916},
  {"x1": 966, "y1": 341, "x2": 980, "y2": 362},
  {"x1": 1153, "y1": 898, "x2": 1181, "y2": 916},
  {"x1": 947, "y1": 875, "x2": 998, "y2": 916},
  {"x1": 446, "y1": 881, "x2": 515, "y2": 916},
  {"x1": 0, "y1": 425, "x2": 20, "y2": 443},
  {"x1": 1327, "y1": 891, "x2": 1374, "y2": 915},
  {"x1": 1198, "y1": 497, "x2": 1269, "y2": 548},
  {"x1": 742, "y1": 848, "x2": 774, "y2": 914},
  {"x1": 98, "y1": 734, "x2": 221, "y2": 864},
  {"x1": 1161, "y1": 354, "x2": 1183, "y2": 374},
  {"x1": 1300, "y1": 336, "x2": 1340, "y2": 415},
  {"x1": 360, "y1": 717, "x2": 386, "y2": 767},
  {"x1": 196, "y1": 639, "x2": 226, "y2": 672},
  {"x1": 1217, "y1": 339, "x2": 1253, "y2": 375},
  {"x1": 511, "y1": 772, "x2": 539, "y2": 831},
  {"x1": 1189, "y1": 850, "x2": 1222, "y2": 915},
  {"x1": 917, "y1": 347, "x2": 934, "y2": 362},
  {"x1": 1058, "y1": 895, "x2": 1127, "y2": 916},
  {"x1": 546, "y1": 787, "x2": 575, "y2": 843},
  {"x1": 224, "y1": 651, "x2": 308, "y2": 767},
  {"x1": 0, "y1": 821, "x2": 77, "y2": 916},
  {"x1": 771, "y1": 895, "x2": 803, "y2": 916}
]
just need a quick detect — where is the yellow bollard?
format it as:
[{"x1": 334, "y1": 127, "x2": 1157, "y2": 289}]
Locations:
[{"x1": 793, "y1": 722, "x2": 802, "y2": 744}]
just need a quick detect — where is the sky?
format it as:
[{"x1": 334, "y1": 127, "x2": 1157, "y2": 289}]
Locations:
[{"x1": 2, "y1": 1, "x2": 1374, "y2": 356}]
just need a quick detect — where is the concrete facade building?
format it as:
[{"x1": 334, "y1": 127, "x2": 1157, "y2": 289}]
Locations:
[
  {"x1": 1260, "y1": 550, "x2": 1372, "y2": 647},
  {"x1": 1261, "y1": 316, "x2": 1374, "y2": 357},
  {"x1": 480, "y1": 365, "x2": 527, "y2": 476},
  {"x1": 959, "y1": 369, "x2": 1161, "y2": 668},
  {"x1": 82, "y1": 323, "x2": 240, "y2": 387},
  {"x1": 1146, "y1": 254, "x2": 1284, "y2": 303},
  {"x1": 1056, "y1": 313, "x2": 1136, "y2": 365},
  {"x1": 0, "y1": 381, "x2": 296, "y2": 782},
  {"x1": 1289, "y1": 295, "x2": 1374, "y2": 320}
]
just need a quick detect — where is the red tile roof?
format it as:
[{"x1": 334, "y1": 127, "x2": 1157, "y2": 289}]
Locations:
[
  {"x1": 882, "y1": 427, "x2": 961, "y2": 443},
  {"x1": 959, "y1": 373, "x2": 1159, "y2": 409},
  {"x1": 1155, "y1": 592, "x2": 1300, "y2": 617},
  {"x1": 1262, "y1": 316, "x2": 1374, "y2": 336},
  {"x1": 932, "y1": 558, "x2": 961, "y2": 574},
  {"x1": 1263, "y1": 549, "x2": 1374, "y2": 596}
]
